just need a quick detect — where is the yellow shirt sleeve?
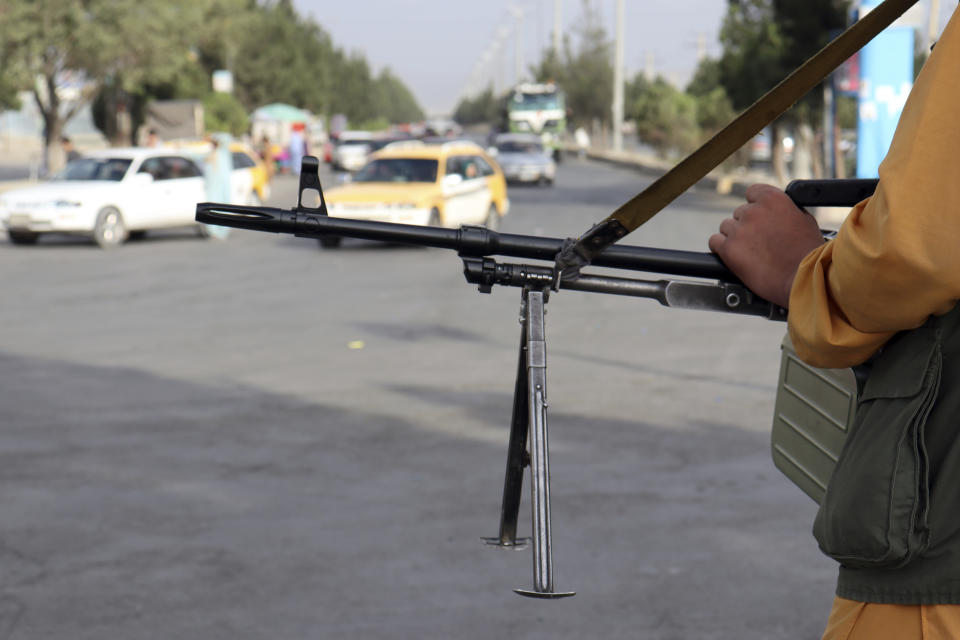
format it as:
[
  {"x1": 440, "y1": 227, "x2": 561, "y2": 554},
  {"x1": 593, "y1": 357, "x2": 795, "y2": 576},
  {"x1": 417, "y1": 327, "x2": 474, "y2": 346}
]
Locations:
[{"x1": 788, "y1": 9, "x2": 960, "y2": 369}]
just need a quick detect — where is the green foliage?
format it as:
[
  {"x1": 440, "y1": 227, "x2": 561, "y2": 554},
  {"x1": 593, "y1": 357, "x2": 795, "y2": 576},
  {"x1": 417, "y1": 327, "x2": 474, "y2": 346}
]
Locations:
[
  {"x1": 0, "y1": 0, "x2": 425, "y2": 161},
  {"x1": 557, "y1": 2, "x2": 613, "y2": 128},
  {"x1": 203, "y1": 92, "x2": 250, "y2": 136},
  {"x1": 351, "y1": 117, "x2": 391, "y2": 133},
  {"x1": 0, "y1": 3, "x2": 26, "y2": 110},
  {"x1": 0, "y1": 0, "x2": 207, "y2": 156},
  {"x1": 529, "y1": 46, "x2": 565, "y2": 86},
  {"x1": 717, "y1": 0, "x2": 787, "y2": 111},
  {"x1": 835, "y1": 94, "x2": 857, "y2": 130},
  {"x1": 0, "y1": 76, "x2": 20, "y2": 111},
  {"x1": 694, "y1": 87, "x2": 735, "y2": 138},
  {"x1": 715, "y1": 0, "x2": 850, "y2": 177},
  {"x1": 717, "y1": 0, "x2": 851, "y2": 118},
  {"x1": 630, "y1": 77, "x2": 699, "y2": 158},
  {"x1": 225, "y1": 2, "x2": 336, "y2": 115},
  {"x1": 685, "y1": 57, "x2": 735, "y2": 139},
  {"x1": 369, "y1": 69, "x2": 425, "y2": 124},
  {"x1": 453, "y1": 86, "x2": 499, "y2": 126}
]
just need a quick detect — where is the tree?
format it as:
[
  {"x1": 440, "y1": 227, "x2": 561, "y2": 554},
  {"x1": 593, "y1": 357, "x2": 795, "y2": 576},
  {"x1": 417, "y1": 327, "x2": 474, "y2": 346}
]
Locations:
[
  {"x1": 526, "y1": 1, "x2": 613, "y2": 131},
  {"x1": 2, "y1": 0, "x2": 425, "y2": 165},
  {"x1": 370, "y1": 69, "x2": 425, "y2": 124},
  {"x1": 226, "y1": 2, "x2": 337, "y2": 115},
  {"x1": 716, "y1": 0, "x2": 850, "y2": 180},
  {"x1": 630, "y1": 76, "x2": 699, "y2": 158},
  {"x1": 686, "y1": 58, "x2": 736, "y2": 142},
  {"x1": 203, "y1": 92, "x2": 250, "y2": 136},
  {"x1": 0, "y1": 0, "x2": 205, "y2": 172},
  {"x1": 560, "y1": 1, "x2": 613, "y2": 130},
  {"x1": 453, "y1": 86, "x2": 499, "y2": 126}
]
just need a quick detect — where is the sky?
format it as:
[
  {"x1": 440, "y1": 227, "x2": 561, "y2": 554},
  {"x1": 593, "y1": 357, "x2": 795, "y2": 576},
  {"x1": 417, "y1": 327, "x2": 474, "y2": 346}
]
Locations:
[{"x1": 293, "y1": 0, "x2": 957, "y2": 116}]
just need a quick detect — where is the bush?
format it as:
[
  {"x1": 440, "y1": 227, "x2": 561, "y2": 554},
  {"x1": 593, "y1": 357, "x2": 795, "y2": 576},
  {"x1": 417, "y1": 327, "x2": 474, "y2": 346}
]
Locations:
[{"x1": 203, "y1": 92, "x2": 249, "y2": 136}]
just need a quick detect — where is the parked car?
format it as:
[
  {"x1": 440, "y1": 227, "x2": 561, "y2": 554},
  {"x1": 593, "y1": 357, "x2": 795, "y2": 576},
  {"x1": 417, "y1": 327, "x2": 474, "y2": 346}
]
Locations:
[
  {"x1": 489, "y1": 133, "x2": 556, "y2": 185},
  {"x1": 330, "y1": 131, "x2": 374, "y2": 172},
  {"x1": 319, "y1": 140, "x2": 509, "y2": 248},
  {"x1": 1, "y1": 148, "x2": 208, "y2": 248}
]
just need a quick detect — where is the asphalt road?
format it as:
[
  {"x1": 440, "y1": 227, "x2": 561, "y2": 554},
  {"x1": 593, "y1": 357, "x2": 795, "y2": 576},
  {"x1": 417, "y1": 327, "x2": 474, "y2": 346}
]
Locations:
[{"x1": 0, "y1": 159, "x2": 836, "y2": 639}]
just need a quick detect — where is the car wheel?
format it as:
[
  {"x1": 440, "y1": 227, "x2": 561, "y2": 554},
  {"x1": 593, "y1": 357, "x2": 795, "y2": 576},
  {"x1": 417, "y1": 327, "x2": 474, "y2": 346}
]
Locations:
[
  {"x1": 318, "y1": 236, "x2": 342, "y2": 249},
  {"x1": 427, "y1": 208, "x2": 441, "y2": 227},
  {"x1": 93, "y1": 206, "x2": 127, "y2": 249},
  {"x1": 483, "y1": 205, "x2": 500, "y2": 231},
  {"x1": 7, "y1": 230, "x2": 39, "y2": 245}
]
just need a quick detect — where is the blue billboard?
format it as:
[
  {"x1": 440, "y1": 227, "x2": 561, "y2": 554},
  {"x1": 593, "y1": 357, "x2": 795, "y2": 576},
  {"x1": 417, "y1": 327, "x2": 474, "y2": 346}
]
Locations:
[{"x1": 856, "y1": 1, "x2": 914, "y2": 178}]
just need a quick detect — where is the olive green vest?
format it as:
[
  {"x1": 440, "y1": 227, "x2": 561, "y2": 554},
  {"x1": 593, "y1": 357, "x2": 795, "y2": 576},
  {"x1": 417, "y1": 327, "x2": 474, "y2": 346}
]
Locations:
[{"x1": 813, "y1": 303, "x2": 960, "y2": 604}]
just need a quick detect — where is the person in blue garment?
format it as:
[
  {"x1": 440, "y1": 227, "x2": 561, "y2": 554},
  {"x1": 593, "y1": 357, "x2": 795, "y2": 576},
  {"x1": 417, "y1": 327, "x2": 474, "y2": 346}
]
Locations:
[{"x1": 201, "y1": 133, "x2": 233, "y2": 239}]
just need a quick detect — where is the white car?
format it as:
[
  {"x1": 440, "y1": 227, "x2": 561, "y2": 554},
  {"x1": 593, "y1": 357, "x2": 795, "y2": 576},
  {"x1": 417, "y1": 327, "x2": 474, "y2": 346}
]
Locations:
[
  {"x1": 331, "y1": 131, "x2": 374, "y2": 172},
  {"x1": 489, "y1": 133, "x2": 556, "y2": 186},
  {"x1": 0, "y1": 148, "x2": 209, "y2": 248}
]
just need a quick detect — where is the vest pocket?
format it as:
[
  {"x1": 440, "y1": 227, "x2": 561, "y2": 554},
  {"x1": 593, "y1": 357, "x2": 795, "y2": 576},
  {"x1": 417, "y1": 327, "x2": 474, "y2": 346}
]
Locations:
[{"x1": 812, "y1": 326, "x2": 941, "y2": 569}]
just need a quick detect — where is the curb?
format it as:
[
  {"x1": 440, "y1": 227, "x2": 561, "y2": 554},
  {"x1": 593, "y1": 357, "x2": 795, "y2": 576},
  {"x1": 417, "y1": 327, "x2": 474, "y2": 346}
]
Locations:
[{"x1": 574, "y1": 147, "x2": 769, "y2": 200}]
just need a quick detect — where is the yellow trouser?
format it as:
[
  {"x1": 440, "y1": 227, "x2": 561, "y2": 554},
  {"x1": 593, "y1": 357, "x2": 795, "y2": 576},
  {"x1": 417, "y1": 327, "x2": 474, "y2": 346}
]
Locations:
[{"x1": 823, "y1": 597, "x2": 960, "y2": 640}]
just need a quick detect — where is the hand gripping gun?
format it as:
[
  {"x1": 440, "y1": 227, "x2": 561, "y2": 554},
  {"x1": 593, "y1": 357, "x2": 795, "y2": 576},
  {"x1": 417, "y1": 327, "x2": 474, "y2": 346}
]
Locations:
[{"x1": 195, "y1": 156, "x2": 875, "y2": 598}]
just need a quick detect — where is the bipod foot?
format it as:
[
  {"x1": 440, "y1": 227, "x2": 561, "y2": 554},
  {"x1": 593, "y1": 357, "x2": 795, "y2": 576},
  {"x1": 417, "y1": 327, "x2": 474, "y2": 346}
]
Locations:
[
  {"x1": 480, "y1": 536, "x2": 530, "y2": 550},
  {"x1": 513, "y1": 588, "x2": 576, "y2": 599}
]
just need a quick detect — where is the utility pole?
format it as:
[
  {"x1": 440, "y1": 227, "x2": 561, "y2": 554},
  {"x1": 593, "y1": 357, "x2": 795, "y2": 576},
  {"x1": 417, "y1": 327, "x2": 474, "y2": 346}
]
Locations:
[
  {"x1": 696, "y1": 33, "x2": 707, "y2": 62},
  {"x1": 644, "y1": 51, "x2": 655, "y2": 81},
  {"x1": 507, "y1": 5, "x2": 526, "y2": 86},
  {"x1": 928, "y1": 0, "x2": 941, "y2": 48},
  {"x1": 612, "y1": 0, "x2": 624, "y2": 152},
  {"x1": 553, "y1": 0, "x2": 562, "y2": 54}
]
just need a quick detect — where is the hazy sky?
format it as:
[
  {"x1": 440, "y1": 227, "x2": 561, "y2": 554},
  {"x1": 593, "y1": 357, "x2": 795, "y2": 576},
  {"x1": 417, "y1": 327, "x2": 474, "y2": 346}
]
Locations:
[{"x1": 293, "y1": 1, "x2": 957, "y2": 115}]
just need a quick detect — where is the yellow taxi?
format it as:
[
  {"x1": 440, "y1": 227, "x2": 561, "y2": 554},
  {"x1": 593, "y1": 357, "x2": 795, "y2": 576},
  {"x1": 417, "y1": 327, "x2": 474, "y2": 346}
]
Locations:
[
  {"x1": 320, "y1": 140, "x2": 509, "y2": 248},
  {"x1": 228, "y1": 142, "x2": 271, "y2": 205}
]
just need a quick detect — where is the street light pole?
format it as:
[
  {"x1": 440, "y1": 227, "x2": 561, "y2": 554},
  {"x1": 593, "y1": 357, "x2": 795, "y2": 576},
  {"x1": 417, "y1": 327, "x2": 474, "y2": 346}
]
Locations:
[
  {"x1": 612, "y1": 0, "x2": 625, "y2": 152},
  {"x1": 553, "y1": 0, "x2": 562, "y2": 54},
  {"x1": 508, "y1": 5, "x2": 526, "y2": 85}
]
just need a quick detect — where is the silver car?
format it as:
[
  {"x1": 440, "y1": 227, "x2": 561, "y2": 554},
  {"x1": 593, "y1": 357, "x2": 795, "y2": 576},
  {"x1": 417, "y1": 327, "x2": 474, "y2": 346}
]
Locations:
[{"x1": 490, "y1": 133, "x2": 556, "y2": 186}]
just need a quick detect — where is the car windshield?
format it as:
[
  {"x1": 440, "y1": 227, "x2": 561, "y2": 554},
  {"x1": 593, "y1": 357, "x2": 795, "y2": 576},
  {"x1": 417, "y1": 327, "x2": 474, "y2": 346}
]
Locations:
[
  {"x1": 353, "y1": 158, "x2": 438, "y2": 183},
  {"x1": 497, "y1": 141, "x2": 543, "y2": 154},
  {"x1": 53, "y1": 157, "x2": 132, "y2": 181},
  {"x1": 510, "y1": 92, "x2": 563, "y2": 111}
]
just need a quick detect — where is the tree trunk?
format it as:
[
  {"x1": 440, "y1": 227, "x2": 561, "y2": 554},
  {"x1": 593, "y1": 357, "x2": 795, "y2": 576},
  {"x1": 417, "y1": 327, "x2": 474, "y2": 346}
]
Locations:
[
  {"x1": 811, "y1": 129, "x2": 824, "y2": 179},
  {"x1": 771, "y1": 121, "x2": 787, "y2": 185},
  {"x1": 792, "y1": 123, "x2": 815, "y2": 180},
  {"x1": 36, "y1": 73, "x2": 65, "y2": 176}
]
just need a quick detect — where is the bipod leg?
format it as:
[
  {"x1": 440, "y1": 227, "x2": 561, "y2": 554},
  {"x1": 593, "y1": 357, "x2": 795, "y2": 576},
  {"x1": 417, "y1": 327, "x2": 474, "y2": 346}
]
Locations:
[
  {"x1": 482, "y1": 289, "x2": 534, "y2": 550},
  {"x1": 514, "y1": 288, "x2": 574, "y2": 599}
]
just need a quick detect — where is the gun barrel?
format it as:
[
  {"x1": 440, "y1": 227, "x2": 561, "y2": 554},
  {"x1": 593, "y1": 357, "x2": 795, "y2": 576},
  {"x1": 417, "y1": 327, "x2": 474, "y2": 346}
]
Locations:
[{"x1": 196, "y1": 203, "x2": 737, "y2": 282}]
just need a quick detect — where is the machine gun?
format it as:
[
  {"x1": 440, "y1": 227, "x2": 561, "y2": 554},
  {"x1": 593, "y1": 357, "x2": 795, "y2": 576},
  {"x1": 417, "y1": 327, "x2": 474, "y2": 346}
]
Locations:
[{"x1": 196, "y1": 156, "x2": 878, "y2": 598}]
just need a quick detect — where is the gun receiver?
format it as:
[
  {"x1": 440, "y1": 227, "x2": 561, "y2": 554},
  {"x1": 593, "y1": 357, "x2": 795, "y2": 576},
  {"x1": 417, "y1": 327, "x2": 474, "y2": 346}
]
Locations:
[{"x1": 195, "y1": 157, "x2": 793, "y2": 598}]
